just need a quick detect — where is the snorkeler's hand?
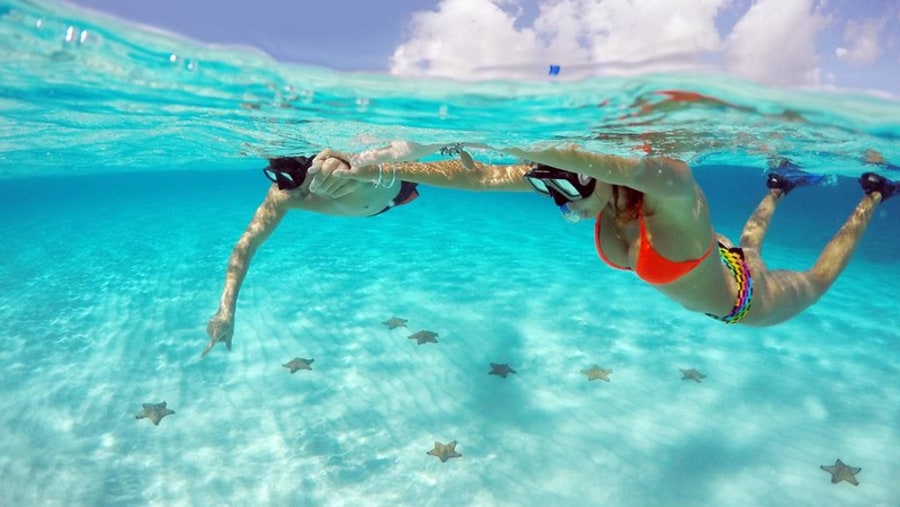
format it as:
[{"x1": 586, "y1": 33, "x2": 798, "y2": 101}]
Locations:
[
  {"x1": 203, "y1": 310, "x2": 234, "y2": 357},
  {"x1": 329, "y1": 158, "x2": 378, "y2": 183},
  {"x1": 307, "y1": 152, "x2": 361, "y2": 198}
]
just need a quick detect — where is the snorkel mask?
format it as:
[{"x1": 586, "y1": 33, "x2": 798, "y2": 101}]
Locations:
[
  {"x1": 524, "y1": 164, "x2": 597, "y2": 222},
  {"x1": 263, "y1": 156, "x2": 313, "y2": 190}
]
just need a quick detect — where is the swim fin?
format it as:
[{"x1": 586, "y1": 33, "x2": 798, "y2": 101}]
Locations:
[
  {"x1": 859, "y1": 172, "x2": 897, "y2": 202},
  {"x1": 766, "y1": 168, "x2": 825, "y2": 195}
]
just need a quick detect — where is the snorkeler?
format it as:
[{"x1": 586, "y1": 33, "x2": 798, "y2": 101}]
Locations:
[
  {"x1": 203, "y1": 155, "x2": 421, "y2": 357},
  {"x1": 315, "y1": 144, "x2": 897, "y2": 327}
]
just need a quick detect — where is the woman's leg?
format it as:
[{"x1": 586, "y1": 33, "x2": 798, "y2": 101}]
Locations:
[
  {"x1": 807, "y1": 192, "x2": 882, "y2": 292},
  {"x1": 739, "y1": 189, "x2": 784, "y2": 252},
  {"x1": 741, "y1": 173, "x2": 895, "y2": 326},
  {"x1": 751, "y1": 187, "x2": 885, "y2": 326}
]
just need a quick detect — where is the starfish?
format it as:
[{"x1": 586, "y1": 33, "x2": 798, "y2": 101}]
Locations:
[
  {"x1": 426, "y1": 440, "x2": 462, "y2": 463},
  {"x1": 135, "y1": 402, "x2": 175, "y2": 426},
  {"x1": 582, "y1": 365, "x2": 613, "y2": 382},
  {"x1": 680, "y1": 368, "x2": 707, "y2": 383},
  {"x1": 382, "y1": 316, "x2": 408, "y2": 329},
  {"x1": 489, "y1": 363, "x2": 517, "y2": 378},
  {"x1": 820, "y1": 459, "x2": 861, "y2": 486},
  {"x1": 408, "y1": 330, "x2": 438, "y2": 345},
  {"x1": 283, "y1": 357, "x2": 314, "y2": 373}
]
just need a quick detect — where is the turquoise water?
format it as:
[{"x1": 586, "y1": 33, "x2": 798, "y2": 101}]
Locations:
[{"x1": 2, "y1": 1, "x2": 899, "y2": 506}]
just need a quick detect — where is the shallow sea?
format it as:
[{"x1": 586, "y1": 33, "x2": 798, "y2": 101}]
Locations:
[{"x1": 1, "y1": 1, "x2": 898, "y2": 506}]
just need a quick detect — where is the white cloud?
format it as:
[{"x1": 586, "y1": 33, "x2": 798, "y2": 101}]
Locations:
[
  {"x1": 723, "y1": 0, "x2": 828, "y2": 86},
  {"x1": 835, "y1": 17, "x2": 886, "y2": 65},
  {"x1": 577, "y1": 0, "x2": 727, "y2": 64},
  {"x1": 389, "y1": 0, "x2": 540, "y2": 79},
  {"x1": 389, "y1": 0, "x2": 729, "y2": 80},
  {"x1": 390, "y1": 0, "x2": 841, "y2": 87}
]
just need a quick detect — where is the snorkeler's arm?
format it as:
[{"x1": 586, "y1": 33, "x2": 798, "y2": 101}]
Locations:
[
  {"x1": 340, "y1": 159, "x2": 532, "y2": 192},
  {"x1": 499, "y1": 146, "x2": 696, "y2": 198},
  {"x1": 399, "y1": 160, "x2": 531, "y2": 191},
  {"x1": 204, "y1": 186, "x2": 290, "y2": 357},
  {"x1": 220, "y1": 187, "x2": 292, "y2": 312}
]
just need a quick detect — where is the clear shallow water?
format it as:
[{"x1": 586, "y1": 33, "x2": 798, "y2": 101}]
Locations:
[{"x1": 1, "y1": 1, "x2": 899, "y2": 506}]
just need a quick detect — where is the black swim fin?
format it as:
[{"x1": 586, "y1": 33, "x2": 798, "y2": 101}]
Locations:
[
  {"x1": 766, "y1": 169, "x2": 825, "y2": 195},
  {"x1": 859, "y1": 172, "x2": 897, "y2": 202}
]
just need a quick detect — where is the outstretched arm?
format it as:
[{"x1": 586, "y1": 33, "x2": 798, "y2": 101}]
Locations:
[
  {"x1": 383, "y1": 159, "x2": 532, "y2": 191},
  {"x1": 498, "y1": 145, "x2": 697, "y2": 198},
  {"x1": 327, "y1": 143, "x2": 694, "y2": 198},
  {"x1": 315, "y1": 148, "x2": 532, "y2": 192},
  {"x1": 203, "y1": 186, "x2": 291, "y2": 357}
]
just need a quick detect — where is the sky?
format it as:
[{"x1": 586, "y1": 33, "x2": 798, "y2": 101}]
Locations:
[{"x1": 65, "y1": 0, "x2": 900, "y2": 95}]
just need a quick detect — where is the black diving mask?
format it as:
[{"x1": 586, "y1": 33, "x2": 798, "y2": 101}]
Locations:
[
  {"x1": 524, "y1": 164, "x2": 597, "y2": 205},
  {"x1": 263, "y1": 156, "x2": 313, "y2": 190}
]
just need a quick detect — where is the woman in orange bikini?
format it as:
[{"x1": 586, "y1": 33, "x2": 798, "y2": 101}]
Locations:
[{"x1": 313, "y1": 144, "x2": 897, "y2": 326}]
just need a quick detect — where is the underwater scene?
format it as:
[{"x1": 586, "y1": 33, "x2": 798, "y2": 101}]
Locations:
[{"x1": 1, "y1": 0, "x2": 898, "y2": 506}]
